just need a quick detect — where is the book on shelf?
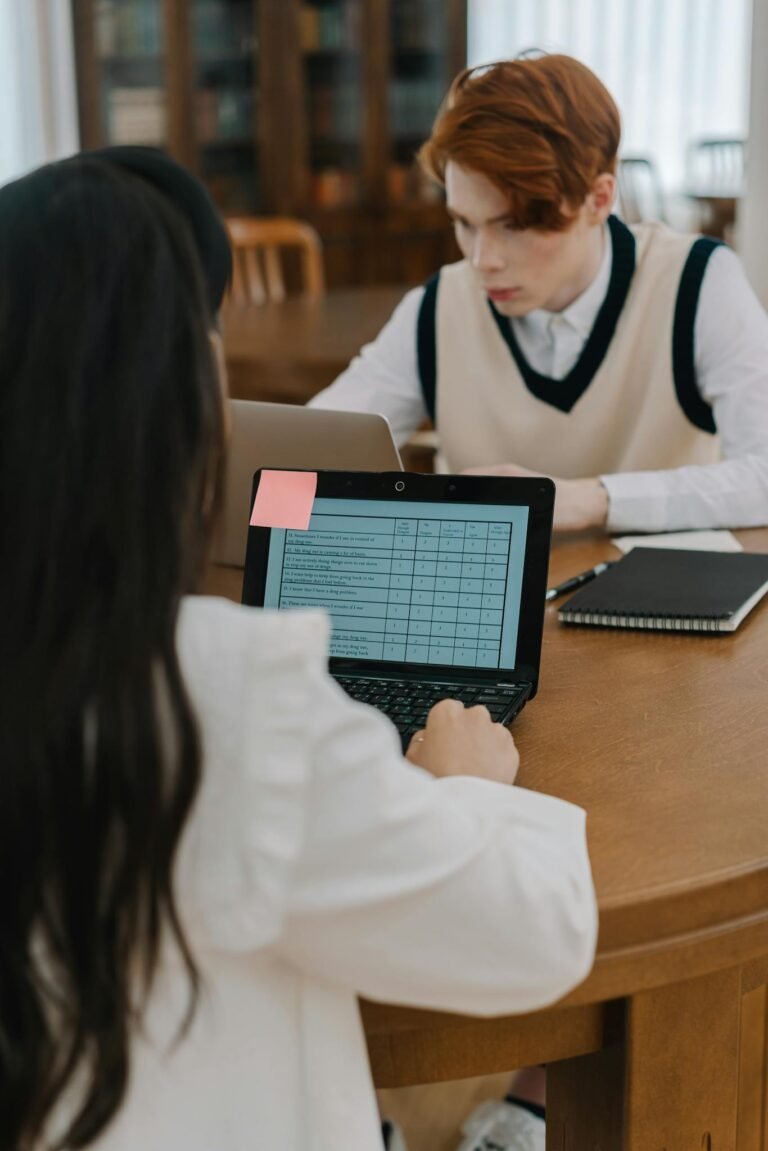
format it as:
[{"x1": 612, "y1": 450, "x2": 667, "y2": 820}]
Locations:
[
  {"x1": 386, "y1": 162, "x2": 444, "y2": 205},
  {"x1": 194, "y1": 0, "x2": 255, "y2": 57},
  {"x1": 392, "y1": 0, "x2": 442, "y2": 51},
  {"x1": 109, "y1": 88, "x2": 166, "y2": 145},
  {"x1": 96, "y1": 0, "x2": 162, "y2": 56},
  {"x1": 301, "y1": 2, "x2": 361, "y2": 51},
  {"x1": 300, "y1": 6, "x2": 321, "y2": 51},
  {"x1": 311, "y1": 168, "x2": 359, "y2": 208},
  {"x1": 390, "y1": 77, "x2": 441, "y2": 137},
  {"x1": 197, "y1": 90, "x2": 219, "y2": 140},
  {"x1": 387, "y1": 163, "x2": 409, "y2": 203},
  {"x1": 309, "y1": 82, "x2": 361, "y2": 139},
  {"x1": 197, "y1": 88, "x2": 255, "y2": 143},
  {"x1": 206, "y1": 172, "x2": 260, "y2": 213}
]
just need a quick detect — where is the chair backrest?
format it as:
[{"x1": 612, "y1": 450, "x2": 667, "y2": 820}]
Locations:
[
  {"x1": 617, "y1": 155, "x2": 666, "y2": 224},
  {"x1": 226, "y1": 216, "x2": 325, "y2": 305},
  {"x1": 686, "y1": 138, "x2": 745, "y2": 197}
]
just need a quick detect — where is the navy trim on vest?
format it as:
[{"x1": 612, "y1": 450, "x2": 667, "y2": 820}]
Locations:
[
  {"x1": 487, "y1": 214, "x2": 636, "y2": 413},
  {"x1": 671, "y1": 238, "x2": 721, "y2": 434},
  {"x1": 416, "y1": 272, "x2": 440, "y2": 421}
]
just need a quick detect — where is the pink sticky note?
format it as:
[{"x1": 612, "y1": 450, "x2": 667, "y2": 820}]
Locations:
[{"x1": 250, "y1": 470, "x2": 317, "y2": 530}]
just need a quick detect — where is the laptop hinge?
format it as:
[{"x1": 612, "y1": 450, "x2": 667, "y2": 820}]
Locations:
[{"x1": 330, "y1": 663, "x2": 531, "y2": 688}]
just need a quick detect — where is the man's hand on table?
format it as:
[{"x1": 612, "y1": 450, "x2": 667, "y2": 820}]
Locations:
[{"x1": 461, "y1": 463, "x2": 609, "y2": 531}]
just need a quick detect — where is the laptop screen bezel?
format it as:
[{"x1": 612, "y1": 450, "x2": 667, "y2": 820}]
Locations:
[{"x1": 241, "y1": 471, "x2": 554, "y2": 697}]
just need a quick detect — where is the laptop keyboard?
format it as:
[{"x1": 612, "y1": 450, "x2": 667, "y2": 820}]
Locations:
[{"x1": 333, "y1": 676, "x2": 529, "y2": 749}]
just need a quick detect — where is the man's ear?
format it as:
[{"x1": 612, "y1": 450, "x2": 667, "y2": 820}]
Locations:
[
  {"x1": 587, "y1": 172, "x2": 617, "y2": 223},
  {"x1": 209, "y1": 329, "x2": 231, "y2": 440}
]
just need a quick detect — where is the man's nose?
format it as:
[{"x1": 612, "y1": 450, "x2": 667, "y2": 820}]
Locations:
[{"x1": 471, "y1": 228, "x2": 505, "y2": 272}]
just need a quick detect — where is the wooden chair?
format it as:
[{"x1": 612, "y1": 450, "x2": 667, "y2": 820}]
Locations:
[
  {"x1": 226, "y1": 216, "x2": 325, "y2": 306},
  {"x1": 687, "y1": 137, "x2": 745, "y2": 197},
  {"x1": 685, "y1": 138, "x2": 745, "y2": 242},
  {"x1": 617, "y1": 155, "x2": 667, "y2": 224}
]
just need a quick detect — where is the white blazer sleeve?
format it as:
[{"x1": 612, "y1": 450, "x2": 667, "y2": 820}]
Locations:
[
  {"x1": 308, "y1": 287, "x2": 429, "y2": 446},
  {"x1": 278, "y1": 665, "x2": 597, "y2": 1017}
]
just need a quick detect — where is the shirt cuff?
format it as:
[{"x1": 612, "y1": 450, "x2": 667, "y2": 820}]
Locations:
[{"x1": 599, "y1": 471, "x2": 672, "y2": 534}]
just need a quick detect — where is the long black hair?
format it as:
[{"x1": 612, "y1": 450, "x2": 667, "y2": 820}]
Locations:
[{"x1": 0, "y1": 155, "x2": 227, "y2": 1148}]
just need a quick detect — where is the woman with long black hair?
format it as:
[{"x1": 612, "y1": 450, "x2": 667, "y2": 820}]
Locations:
[{"x1": 0, "y1": 151, "x2": 596, "y2": 1151}]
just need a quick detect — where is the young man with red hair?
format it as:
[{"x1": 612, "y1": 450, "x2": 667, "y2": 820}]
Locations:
[
  {"x1": 315, "y1": 53, "x2": 768, "y2": 1150},
  {"x1": 312, "y1": 55, "x2": 768, "y2": 534}
]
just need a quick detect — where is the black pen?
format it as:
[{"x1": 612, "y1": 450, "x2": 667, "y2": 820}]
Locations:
[{"x1": 545, "y1": 561, "x2": 614, "y2": 602}]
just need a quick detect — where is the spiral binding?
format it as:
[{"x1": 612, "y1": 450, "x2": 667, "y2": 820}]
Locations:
[{"x1": 558, "y1": 610, "x2": 728, "y2": 632}]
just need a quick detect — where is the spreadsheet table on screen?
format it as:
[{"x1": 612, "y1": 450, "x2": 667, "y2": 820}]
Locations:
[{"x1": 262, "y1": 498, "x2": 529, "y2": 669}]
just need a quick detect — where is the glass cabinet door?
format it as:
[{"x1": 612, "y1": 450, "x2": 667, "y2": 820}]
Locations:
[
  {"x1": 388, "y1": 0, "x2": 449, "y2": 204},
  {"x1": 300, "y1": 0, "x2": 363, "y2": 209},
  {"x1": 94, "y1": 0, "x2": 167, "y2": 147},
  {"x1": 192, "y1": 0, "x2": 261, "y2": 212}
]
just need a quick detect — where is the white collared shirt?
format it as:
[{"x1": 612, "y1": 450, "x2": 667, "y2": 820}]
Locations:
[
  {"x1": 513, "y1": 224, "x2": 613, "y2": 380},
  {"x1": 310, "y1": 226, "x2": 768, "y2": 533}
]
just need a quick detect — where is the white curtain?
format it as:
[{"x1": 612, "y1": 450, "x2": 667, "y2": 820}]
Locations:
[
  {"x1": 739, "y1": 0, "x2": 768, "y2": 302},
  {"x1": 0, "y1": 0, "x2": 79, "y2": 186},
  {"x1": 467, "y1": 0, "x2": 752, "y2": 192}
]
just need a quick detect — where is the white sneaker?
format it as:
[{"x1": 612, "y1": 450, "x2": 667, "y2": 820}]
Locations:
[
  {"x1": 456, "y1": 1099, "x2": 545, "y2": 1151},
  {"x1": 382, "y1": 1118, "x2": 408, "y2": 1151}
]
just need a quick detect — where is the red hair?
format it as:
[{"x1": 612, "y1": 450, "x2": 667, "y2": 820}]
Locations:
[{"x1": 419, "y1": 55, "x2": 621, "y2": 231}]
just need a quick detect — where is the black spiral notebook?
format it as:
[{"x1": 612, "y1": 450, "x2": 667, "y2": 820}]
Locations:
[{"x1": 558, "y1": 547, "x2": 768, "y2": 633}]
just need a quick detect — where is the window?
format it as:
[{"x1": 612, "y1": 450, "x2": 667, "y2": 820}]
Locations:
[
  {"x1": 0, "y1": 0, "x2": 78, "y2": 186},
  {"x1": 467, "y1": 0, "x2": 752, "y2": 193}
]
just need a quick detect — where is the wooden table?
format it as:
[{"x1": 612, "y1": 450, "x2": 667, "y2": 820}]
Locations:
[
  {"x1": 221, "y1": 285, "x2": 407, "y2": 404},
  {"x1": 204, "y1": 528, "x2": 768, "y2": 1149}
]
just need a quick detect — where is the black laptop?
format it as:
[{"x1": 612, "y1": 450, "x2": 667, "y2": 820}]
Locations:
[{"x1": 242, "y1": 471, "x2": 554, "y2": 749}]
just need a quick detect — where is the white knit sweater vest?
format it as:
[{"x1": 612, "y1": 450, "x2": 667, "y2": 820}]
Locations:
[{"x1": 421, "y1": 218, "x2": 721, "y2": 477}]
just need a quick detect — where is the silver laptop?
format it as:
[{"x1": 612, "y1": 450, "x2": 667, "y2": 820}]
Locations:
[{"x1": 214, "y1": 401, "x2": 403, "y2": 566}]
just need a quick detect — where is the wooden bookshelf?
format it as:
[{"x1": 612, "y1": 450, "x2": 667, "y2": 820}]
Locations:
[{"x1": 71, "y1": 0, "x2": 465, "y2": 286}]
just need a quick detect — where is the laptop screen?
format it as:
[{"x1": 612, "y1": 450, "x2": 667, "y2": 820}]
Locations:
[
  {"x1": 260, "y1": 496, "x2": 531, "y2": 671},
  {"x1": 243, "y1": 472, "x2": 553, "y2": 688}
]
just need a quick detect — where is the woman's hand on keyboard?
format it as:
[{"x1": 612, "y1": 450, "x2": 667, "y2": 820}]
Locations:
[{"x1": 405, "y1": 698, "x2": 519, "y2": 785}]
